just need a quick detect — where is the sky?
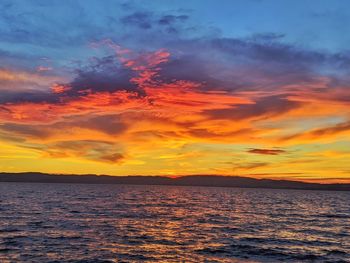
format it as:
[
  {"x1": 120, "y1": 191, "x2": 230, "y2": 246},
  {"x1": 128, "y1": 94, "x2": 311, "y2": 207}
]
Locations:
[{"x1": 1, "y1": 0, "x2": 350, "y2": 183}]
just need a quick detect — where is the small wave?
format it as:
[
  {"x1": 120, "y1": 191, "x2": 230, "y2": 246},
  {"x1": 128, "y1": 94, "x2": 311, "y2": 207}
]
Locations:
[
  {"x1": 114, "y1": 253, "x2": 157, "y2": 261},
  {"x1": 27, "y1": 221, "x2": 44, "y2": 227},
  {"x1": 0, "y1": 227, "x2": 21, "y2": 233},
  {"x1": 49, "y1": 235, "x2": 82, "y2": 241},
  {"x1": 154, "y1": 238, "x2": 182, "y2": 246},
  {"x1": 232, "y1": 244, "x2": 288, "y2": 258},
  {"x1": 289, "y1": 253, "x2": 324, "y2": 261},
  {"x1": 197, "y1": 243, "x2": 289, "y2": 259},
  {"x1": 326, "y1": 249, "x2": 347, "y2": 256},
  {"x1": 64, "y1": 260, "x2": 115, "y2": 263},
  {"x1": 196, "y1": 247, "x2": 230, "y2": 255},
  {"x1": 1, "y1": 239, "x2": 20, "y2": 246},
  {"x1": 319, "y1": 213, "x2": 350, "y2": 219},
  {"x1": 0, "y1": 248, "x2": 12, "y2": 252}
]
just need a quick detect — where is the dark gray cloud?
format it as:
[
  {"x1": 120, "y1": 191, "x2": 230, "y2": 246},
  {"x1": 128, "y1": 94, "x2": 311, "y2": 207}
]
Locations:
[
  {"x1": 0, "y1": 55, "x2": 141, "y2": 104},
  {"x1": 120, "y1": 10, "x2": 189, "y2": 33},
  {"x1": 282, "y1": 120, "x2": 350, "y2": 141},
  {"x1": 0, "y1": 114, "x2": 128, "y2": 139},
  {"x1": 98, "y1": 152, "x2": 124, "y2": 163},
  {"x1": 47, "y1": 140, "x2": 125, "y2": 164},
  {"x1": 247, "y1": 148, "x2": 287, "y2": 155},
  {"x1": 77, "y1": 114, "x2": 128, "y2": 135},
  {"x1": 67, "y1": 56, "x2": 144, "y2": 96},
  {"x1": 0, "y1": 123, "x2": 51, "y2": 138},
  {"x1": 158, "y1": 14, "x2": 189, "y2": 25},
  {"x1": 155, "y1": 36, "x2": 350, "y2": 94},
  {"x1": 311, "y1": 121, "x2": 350, "y2": 136},
  {"x1": 204, "y1": 95, "x2": 300, "y2": 121},
  {"x1": 0, "y1": 90, "x2": 58, "y2": 104},
  {"x1": 186, "y1": 127, "x2": 255, "y2": 139},
  {"x1": 121, "y1": 12, "x2": 153, "y2": 29}
]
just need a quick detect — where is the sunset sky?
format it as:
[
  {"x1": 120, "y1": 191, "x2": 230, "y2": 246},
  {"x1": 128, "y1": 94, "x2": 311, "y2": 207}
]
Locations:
[{"x1": 1, "y1": 0, "x2": 350, "y2": 183}]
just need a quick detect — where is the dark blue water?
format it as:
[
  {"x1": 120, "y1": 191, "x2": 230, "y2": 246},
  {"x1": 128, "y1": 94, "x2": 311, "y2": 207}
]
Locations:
[{"x1": 0, "y1": 183, "x2": 349, "y2": 262}]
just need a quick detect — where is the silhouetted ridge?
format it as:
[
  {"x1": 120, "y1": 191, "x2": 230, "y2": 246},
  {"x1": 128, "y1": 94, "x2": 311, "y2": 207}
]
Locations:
[{"x1": 0, "y1": 173, "x2": 348, "y2": 191}]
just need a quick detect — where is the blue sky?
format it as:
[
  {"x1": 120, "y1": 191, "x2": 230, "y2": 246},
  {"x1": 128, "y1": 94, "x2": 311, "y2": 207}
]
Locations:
[
  {"x1": 1, "y1": 0, "x2": 350, "y2": 59},
  {"x1": 0, "y1": 0, "x2": 349, "y2": 82}
]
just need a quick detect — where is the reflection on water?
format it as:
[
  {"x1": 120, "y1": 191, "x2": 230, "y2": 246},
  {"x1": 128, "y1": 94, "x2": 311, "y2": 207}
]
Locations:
[{"x1": 0, "y1": 183, "x2": 349, "y2": 262}]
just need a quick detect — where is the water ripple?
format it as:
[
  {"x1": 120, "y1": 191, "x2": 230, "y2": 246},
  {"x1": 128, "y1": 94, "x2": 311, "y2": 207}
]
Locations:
[{"x1": 0, "y1": 183, "x2": 349, "y2": 262}]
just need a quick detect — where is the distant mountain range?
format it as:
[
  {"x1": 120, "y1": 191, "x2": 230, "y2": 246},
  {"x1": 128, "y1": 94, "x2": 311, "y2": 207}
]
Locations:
[{"x1": 0, "y1": 172, "x2": 349, "y2": 191}]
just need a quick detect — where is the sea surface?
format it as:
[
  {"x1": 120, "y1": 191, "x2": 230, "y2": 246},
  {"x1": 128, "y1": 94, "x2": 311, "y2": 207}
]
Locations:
[{"x1": 0, "y1": 183, "x2": 349, "y2": 263}]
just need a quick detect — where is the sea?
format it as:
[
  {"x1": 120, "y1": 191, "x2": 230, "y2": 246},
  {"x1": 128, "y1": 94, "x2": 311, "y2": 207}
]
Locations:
[{"x1": 0, "y1": 182, "x2": 349, "y2": 262}]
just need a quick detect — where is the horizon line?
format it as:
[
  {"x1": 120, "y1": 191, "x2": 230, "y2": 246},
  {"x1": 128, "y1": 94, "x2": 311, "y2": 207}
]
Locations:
[{"x1": 1, "y1": 171, "x2": 349, "y2": 185}]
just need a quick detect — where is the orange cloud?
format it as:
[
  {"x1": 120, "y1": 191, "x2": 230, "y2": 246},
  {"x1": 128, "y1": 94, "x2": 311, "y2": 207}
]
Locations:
[
  {"x1": 0, "y1": 44, "x2": 350, "y2": 183},
  {"x1": 280, "y1": 120, "x2": 350, "y2": 143},
  {"x1": 51, "y1": 84, "x2": 71, "y2": 94}
]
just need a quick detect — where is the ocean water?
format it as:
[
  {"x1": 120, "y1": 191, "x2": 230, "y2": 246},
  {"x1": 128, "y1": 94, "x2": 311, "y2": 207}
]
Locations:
[{"x1": 0, "y1": 183, "x2": 349, "y2": 263}]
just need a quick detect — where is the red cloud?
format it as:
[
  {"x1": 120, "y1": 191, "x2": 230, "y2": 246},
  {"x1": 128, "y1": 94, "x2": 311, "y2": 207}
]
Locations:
[{"x1": 51, "y1": 84, "x2": 71, "y2": 94}]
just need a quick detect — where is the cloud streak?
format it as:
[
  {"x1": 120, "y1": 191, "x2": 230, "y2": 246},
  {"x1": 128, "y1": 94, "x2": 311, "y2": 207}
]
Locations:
[{"x1": 247, "y1": 149, "x2": 287, "y2": 155}]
